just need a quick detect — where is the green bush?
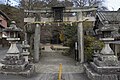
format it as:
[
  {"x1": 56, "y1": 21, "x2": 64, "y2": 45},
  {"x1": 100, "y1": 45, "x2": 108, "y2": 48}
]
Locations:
[
  {"x1": 63, "y1": 24, "x2": 104, "y2": 62},
  {"x1": 84, "y1": 35, "x2": 104, "y2": 62}
]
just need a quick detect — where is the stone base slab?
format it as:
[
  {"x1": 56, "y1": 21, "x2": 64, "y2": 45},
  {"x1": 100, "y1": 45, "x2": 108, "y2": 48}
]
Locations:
[
  {"x1": 84, "y1": 64, "x2": 119, "y2": 80},
  {"x1": 0, "y1": 65, "x2": 35, "y2": 77},
  {"x1": 90, "y1": 62, "x2": 120, "y2": 74}
]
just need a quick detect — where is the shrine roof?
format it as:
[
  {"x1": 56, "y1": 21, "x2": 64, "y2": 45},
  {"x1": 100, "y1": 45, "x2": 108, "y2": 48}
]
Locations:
[
  {"x1": 96, "y1": 11, "x2": 120, "y2": 23},
  {"x1": 0, "y1": 10, "x2": 10, "y2": 20}
]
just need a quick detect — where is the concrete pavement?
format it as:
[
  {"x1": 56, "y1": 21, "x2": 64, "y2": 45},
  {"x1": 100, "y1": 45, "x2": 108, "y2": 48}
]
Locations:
[{"x1": 0, "y1": 44, "x2": 90, "y2": 80}]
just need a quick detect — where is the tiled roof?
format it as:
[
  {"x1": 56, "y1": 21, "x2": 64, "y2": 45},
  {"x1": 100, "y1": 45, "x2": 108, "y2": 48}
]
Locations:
[
  {"x1": 96, "y1": 11, "x2": 120, "y2": 23},
  {"x1": 0, "y1": 10, "x2": 10, "y2": 20},
  {"x1": 94, "y1": 11, "x2": 120, "y2": 39}
]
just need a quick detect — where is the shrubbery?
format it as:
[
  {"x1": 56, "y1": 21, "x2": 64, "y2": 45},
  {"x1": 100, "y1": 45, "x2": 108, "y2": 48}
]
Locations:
[
  {"x1": 63, "y1": 23, "x2": 104, "y2": 62},
  {"x1": 84, "y1": 35, "x2": 104, "y2": 62}
]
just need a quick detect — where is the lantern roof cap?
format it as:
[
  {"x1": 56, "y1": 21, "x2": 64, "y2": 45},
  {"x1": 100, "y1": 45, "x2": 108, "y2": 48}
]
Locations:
[
  {"x1": 99, "y1": 24, "x2": 115, "y2": 32},
  {"x1": 3, "y1": 21, "x2": 22, "y2": 32}
]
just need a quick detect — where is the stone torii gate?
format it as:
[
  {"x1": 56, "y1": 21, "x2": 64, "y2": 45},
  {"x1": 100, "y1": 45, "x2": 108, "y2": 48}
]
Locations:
[{"x1": 24, "y1": 6, "x2": 97, "y2": 63}]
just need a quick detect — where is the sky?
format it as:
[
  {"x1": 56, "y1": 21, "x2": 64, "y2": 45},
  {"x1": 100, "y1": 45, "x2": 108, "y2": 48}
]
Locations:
[
  {"x1": 0, "y1": 0, "x2": 120, "y2": 11},
  {"x1": 0, "y1": 0, "x2": 19, "y2": 6},
  {"x1": 106, "y1": 0, "x2": 120, "y2": 11}
]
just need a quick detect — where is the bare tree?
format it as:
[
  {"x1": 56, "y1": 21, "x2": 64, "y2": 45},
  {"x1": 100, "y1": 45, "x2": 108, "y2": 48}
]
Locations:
[
  {"x1": 88, "y1": 0, "x2": 107, "y2": 10},
  {"x1": 72, "y1": 0, "x2": 107, "y2": 10},
  {"x1": 73, "y1": 0, "x2": 87, "y2": 7},
  {"x1": 20, "y1": 0, "x2": 107, "y2": 10}
]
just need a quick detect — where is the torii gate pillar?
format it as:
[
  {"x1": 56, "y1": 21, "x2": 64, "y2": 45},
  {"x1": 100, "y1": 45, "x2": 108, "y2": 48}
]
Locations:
[
  {"x1": 77, "y1": 12, "x2": 84, "y2": 63},
  {"x1": 34, "y1": 24, "x2": 40, "y2": 62}
]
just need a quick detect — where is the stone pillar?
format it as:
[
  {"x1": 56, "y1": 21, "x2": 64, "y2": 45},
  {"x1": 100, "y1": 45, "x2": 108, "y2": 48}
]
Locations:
[
  {"x1": 34, "y1": 24, "x2": 40, "y2": 62},
  {"x1": 21, "y1": 40, "x2": 30, "y2": 62},
  {"x1": 100, "y1": 42, "x2": 114, "y2": 55},
  {"x1": 77, "y1": 12, "x2": 84, "y2": 63},
  {"x1": 25, "y1": 32, "x2": 27, "y2": 43},
  {"x1": 115, "y1": 44, "x2": 118, "y2": 56}
]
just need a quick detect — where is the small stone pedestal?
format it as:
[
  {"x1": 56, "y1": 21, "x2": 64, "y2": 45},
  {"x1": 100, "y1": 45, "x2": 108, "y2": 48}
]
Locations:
[
  {"x1": 0, "y1": 21, "x2": 34, "y2": 76},
  {"x1": 84, "y1": 38, "x2": 120, "y2": 80},
  {"x1": 21, "y1": 40, "x2": 30, "y2": 62}
]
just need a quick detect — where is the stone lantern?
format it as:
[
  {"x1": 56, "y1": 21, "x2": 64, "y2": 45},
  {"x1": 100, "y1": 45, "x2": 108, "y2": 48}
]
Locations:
[
  {"x1": 21, "y1": 33, "x2": 30, "y2": 62},
  {"x1": 84, "y1": 24, "x2": 120, "y2": 80},
  {"x1": 99, "y1": 25, "x2": 115, "y2": 59},
  {"x1": 93, "y1": 44, "x2": 101, "y2": 60},
  {"x1": 0, "y1": 21, "x2": 34, "y2": 76},
  {"x1": 4, "y1": 21, "x2": 21, "y2": 59}
]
